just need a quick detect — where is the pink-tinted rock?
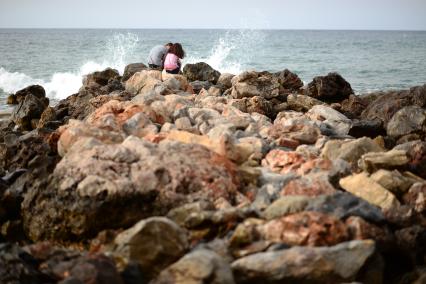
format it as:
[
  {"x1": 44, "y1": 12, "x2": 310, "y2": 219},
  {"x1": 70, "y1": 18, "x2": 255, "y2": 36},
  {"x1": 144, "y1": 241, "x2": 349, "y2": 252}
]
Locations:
[
  {"x1": 268, "y1": 123, "x2": 321, "y2": 148},
  {"x1": 345, "y1": 216, "x2": 391, "y2": 244},
  {"x1": 281, "y1": 173, "x2": 337, "y2": 197},
  {"x1": 260, "y1": 211, "x2": 349, "y2": 246},
  {"x1": 403, "y1": 183, "x2": 426, "y2": 214},
  {"x1": 261, "y1": 149, "x2": 310, "y2": 174}
]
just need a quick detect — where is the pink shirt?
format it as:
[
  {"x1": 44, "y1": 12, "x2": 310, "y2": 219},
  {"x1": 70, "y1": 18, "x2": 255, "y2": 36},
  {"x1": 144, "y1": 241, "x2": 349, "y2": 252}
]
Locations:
[{"x1": 164, "y1": 53, "x2": 181, "y2": 70}]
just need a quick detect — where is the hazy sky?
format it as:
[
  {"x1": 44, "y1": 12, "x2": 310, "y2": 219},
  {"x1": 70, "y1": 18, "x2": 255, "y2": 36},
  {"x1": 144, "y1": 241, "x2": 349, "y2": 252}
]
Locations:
[{"x1": 0, "y1": 0, "x2": 425, "y2": 30}]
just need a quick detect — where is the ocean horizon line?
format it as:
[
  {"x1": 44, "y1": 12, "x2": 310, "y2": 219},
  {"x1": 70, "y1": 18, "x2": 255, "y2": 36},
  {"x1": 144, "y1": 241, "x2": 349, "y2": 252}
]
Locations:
[{"x1": 1, "y1": 27, "x2": 425, "y2": 32}]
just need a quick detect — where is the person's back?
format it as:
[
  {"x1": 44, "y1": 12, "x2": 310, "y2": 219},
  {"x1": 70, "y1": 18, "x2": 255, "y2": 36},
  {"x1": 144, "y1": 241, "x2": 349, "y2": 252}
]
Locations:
[{"x1": 147, "y1": 44, "x2": 170, "y2": 69}]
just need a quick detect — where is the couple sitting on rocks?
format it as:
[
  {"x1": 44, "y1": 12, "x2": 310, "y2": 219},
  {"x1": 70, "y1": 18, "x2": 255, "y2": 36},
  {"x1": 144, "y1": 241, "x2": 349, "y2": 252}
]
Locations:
[{"x1": 147, "y1": 42, "x2": 185, "y2": 74}]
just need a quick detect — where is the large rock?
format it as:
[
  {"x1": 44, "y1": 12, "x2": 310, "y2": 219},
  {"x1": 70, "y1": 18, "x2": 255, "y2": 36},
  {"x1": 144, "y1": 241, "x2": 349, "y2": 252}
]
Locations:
[
  {"x1": 386, "y1": 106, "x2": 426, "y2": 139},
  {"x1": 122, "y1": 63, "x2": 147, "y2": 82},
  {"x1": 268, "y1": 120, "x2": 321, "y2": 149},
  {"x1": 231, "y1": 240, "x2": 376, "y2": 283},
  {"x1": 286, "y1": 94, "x2": 324, "y2": 112},
  {"x1": 274, "y1": 69, "x2": 303, "y2": 92},
  {"x1": 263, "y1": 196, "x2": 311, "y2": 220},
  {"x1": 358, "y1": 149, "x2": 409, "y2": 173},
  {"x1": 13, "y1": 84, "x2": 46, "y2": 104},
  {"x1": 403, "y1": 183, "x2": 426, "y2": 213},
  {"x1": 339, "y1": 172, "x2": 400, "y2": 210},
  {"x1": 125, "y1": 70, "x2": 163, "y2": 95},
  {"x1": 306, "y1": 105, "x2": 352, "y2": 136},
  {"x1": 321, "y1": 137, "x2": 384, "y2": 168},
  {"x1": 183, "y1": 62, "x2": 221, "y2": 84},
  {"x1": 231, "y1": 71, "x2": 280, "y2": 100},
  {"x1": 280, "y1": 173, "x2": 337, "y2": 197},
  {"x1": 260, "y1": 211, "x2": 349, "y2": 246},
  {"x1": 304, "y1": 72, "x2": 354, "y2": 103},
  {"x1": 114, "y1": 217, "x2": 188, "y2": 279},
  {"x1": 23, "y1": 136, "x2": 241, "y2": 241},
  {"x1": 305, "y1": 192, "x2": 385, "y2": 224},
  {"x1": 394, "y1": 140, "x2": 426, "y2": 179},
  {"x1": 228, "y1": 96, "x2": 274, "y2": 118},
  {"x1": 152, "y1": 249, "x2": 235, "y2": 284},
  {"x1": 361, "y1": 84, "x2": 426, "y2": 126},
  {"x1": 217, "y1": 73, "x2": 235, "y2": 89},
  {"x1": 82, "y1": 68, "x2": 120, "y2": 89},
  {"x1": 11, "y1": 91, "x2": 49, "y2": 130}
]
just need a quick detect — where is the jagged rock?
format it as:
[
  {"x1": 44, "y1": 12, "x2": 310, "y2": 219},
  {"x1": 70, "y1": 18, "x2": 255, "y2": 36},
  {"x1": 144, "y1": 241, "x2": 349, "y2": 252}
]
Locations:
[
  {"x1": 358, "y1": 149, "x2": 409, "y2": 172},
  {"x1": 23, "y1": 137, "x2": 241, "y2": 241},
  {"x1": 340, "y1": 94, "x2": 369, "y2": 118},
  {"x1": 274, "y1": 69, "x2": 303, "y2": 92},
  {"x1": 228, "y1": 96, "x2": 274, "y2": 118},
  {"x1": 114, "y1": 217, "x2": 188, "y2": 279},
  {"x1": 122, "y1": 63, "x2": 147, "y2": 82},
  {"x1": 14, "y1": 84, "x2": 46, "y2": 104},
  {"x1": 361, "y1": 84, "x2": 426, "y2": 126},
  {"x1": 370, "y1": 169, "x2": 417, "y2": 196},
  {"x1": 386, "y1": 106, "x2": 426, "y2": 139},
  {"x1": 286, "y1": 94, "x2": 325, "y2": 112},
  {"x1": 321, "y1": 137, "x2": 384, "y2": 168},
  {"x1": 305, "y1": 192, "x2": 385, "y2": 224},
  {"x1": 394, "y1": 140, "x2": 426, "y2": 179},
  {"x1": 403, "y1": 183, "x2": 426, "y2": 213},
  {"x1": 189, "y1": 80, "x2": 212, "y2": 94},
  {"x1": 82, "y1": 68, "x2": 120, "y2": 89},
  {"x1": 125, "y1": 70, "x2": 163, "y2": 95},
  {"x1": 306, "y1": 105, "x2": 352, "y2": 136},
  {"x1": 280, "y1": 173, "x2": 337, "y2": 197},
  {"x1": 11, "y1": 92, "x2": 49, "y2": 130},
  {"x1": 231, "y1": 71, "x2": 280, "y2": 100},
  {"x1": 37, "y1": 106, "x2": 57, "y2": 129},
  {"x1": 268, "y1": 120, "x2": 321, "y2": 149},
  {"x1": 348, "y1": 119, "x2": 385, "y2": 138},
  {"x1": 0, "y1": 243, "x2": 50, "y2": 283},
  {"x1": 152, "y1": 249, "x2": 235, "y2": 284},
  {"x1": 304, "y1": 72, "x2": 354, "y2": 103},
  {"x1": 217, "y1": 73, "x2": 235, "y2": 89},
  {"x1": 183, "y1": 62, "x2": 221, "y2": 84},
  {"x1": 231, "y1": 240, "x2": 376, "y2": 284},
  {"x1": 260, "y1": 211, "x2": 349, "y2": 246},
  {"x1": 339, "y1": 172, "x2": 400, "y2": 210},
  {"x1": 263, "y1": 196, "x2": 311, "y2": 220}
]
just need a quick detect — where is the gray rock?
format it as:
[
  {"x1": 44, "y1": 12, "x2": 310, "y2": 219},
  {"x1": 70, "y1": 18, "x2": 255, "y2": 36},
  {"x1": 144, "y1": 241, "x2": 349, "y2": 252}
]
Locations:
[
  {"x1": 152, "y1": 249, "x2": 235, "y2": 284},
  {"x1": 231, "y1": 240, "x2": 375, "y2": 284},
  {"x1": 114, "y1": 217, "x2": 188, "y2": 279},
  {"x1": 11, "y1": 93, "x2": 48, "y2": 130},
  {"x1": 305, "y1": 192, "x2": 385, "y2": 224},
  {"x1": 386, "y1": 106, "x2": 426, "y2": 138}
]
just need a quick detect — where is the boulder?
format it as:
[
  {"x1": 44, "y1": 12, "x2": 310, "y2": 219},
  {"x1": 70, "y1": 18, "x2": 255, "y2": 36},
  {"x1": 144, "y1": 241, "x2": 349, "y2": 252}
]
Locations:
[
  {"x1": 348, "y1": 119, "x2": 385, "y2": 138},
  {"x1": 125, "y1": 70, "x2": 163, "y2": 95},
  {"x1": 370, "y1": 169, "x2": 416, "y2": 195},
  {"x1": 321, "y1": 137, "x2": 384, "y2": 168},
  {"x1": 122, "y1": 63, "x2": 147, "y2": 82},
  {"x1": 286, "y1": 94, "x2": 324, "y2": 112},
  {"x1": 304, "y1": 72, "x2": 353, "y2": 103},
  {"x1": 305, "y1": 192, "x2": 385, "y2": 224},
  {"x1": 231, "y1": 240, "x2": 376, "y2": 283},
  {"x1": 37, "y1": 106, "x2": 57, "y2": 129},
  {"x1": 152, "y1": 249, "x2": 235, "y2": 284},
  {"x1": 114, "y1": 217, "x2": 188, "y2": 279},
  {"x1": 386, "y1": 106, "x2": 426, "y2": 139},
  {"x1": 358, "y1": 149, "x2": 409, "y2": 173},
  {"x1": 280, "y1": 173, "x2": 337, "y2": 197},
  {"x1": 263, "y1": 196, "x2": 311, "y2": 220},
  {"x1": 228, "y1": 96, "x2": 274, "y2": 118},
  {"x1": 260, "y1": 211, "x2": 349, "y2": 246},
  {"x1": 183, "y1": 62, "x2": 221, "y2": 84},
  {"x1": 13, "y1": 84, "x2": 46, "y2": 104},
  {"x1": 339, "y1": 172, "x2": 400, "y2": 210},
  {"x1": 230, "y1": 71, "x2": 280, "y2": 100},
  {"x1": 23, "y1": 137, "x2": 241, "y2": 241},
  {"x1": 361, "y1": 84, "x2": 426, "y2": 126},
  {"x1": 217, "y1": 73, "x2": 235, "y2": 89},
  {"x1": 394, "y1": 140, "x2": 426, "y2": 179},
  {"x1": 274, "y1": 69, "x2": 303, "y2": 92},
  {"x1": 306, "y1": 105, "x2": 352, "y2": 136},
  {"x1": 11, "y1": 92, "x2": 49, "y2": 130},
  {"x1": 268, "y1": 121, "x2": 321, "y2": 149},
  {"x1": 340, "y1": 94, "x2": 369, "y2": 118},
  {"x1": 82, "y1": 68, "x2": 120, "y2": 89}
]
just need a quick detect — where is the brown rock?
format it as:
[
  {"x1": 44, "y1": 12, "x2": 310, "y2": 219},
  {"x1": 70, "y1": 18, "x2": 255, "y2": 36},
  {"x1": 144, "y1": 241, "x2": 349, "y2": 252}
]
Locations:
[
  {"x1": 304, "y1": 72, "x2": 353, "y2": 103},
  {"x1": 403, "y1": 183, "x2": 426, "y2": 213},
  {"x1": 281, "y1": 173, "x2": 336, "y2": 197}
]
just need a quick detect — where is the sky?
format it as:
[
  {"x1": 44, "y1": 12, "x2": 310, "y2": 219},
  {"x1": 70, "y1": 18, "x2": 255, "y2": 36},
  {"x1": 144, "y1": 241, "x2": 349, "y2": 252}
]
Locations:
[{"x1": 0, "y1": 0, "x2": 425, "y2": 30}]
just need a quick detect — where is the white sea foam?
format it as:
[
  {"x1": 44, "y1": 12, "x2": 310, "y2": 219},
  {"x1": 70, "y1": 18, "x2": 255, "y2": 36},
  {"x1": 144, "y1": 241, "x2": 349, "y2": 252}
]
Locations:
[
  {"x1": 184, "y1": 29, "x2": 265, "y2": 75},
  {"x1": 0, "y1": 33, "x2": 139, "y2": 100}
]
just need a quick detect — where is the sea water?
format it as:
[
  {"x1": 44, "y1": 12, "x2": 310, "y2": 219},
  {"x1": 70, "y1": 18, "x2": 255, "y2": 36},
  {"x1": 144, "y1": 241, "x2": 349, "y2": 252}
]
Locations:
[{"x1": 1, "y1": 29, "x2": 425, "y2": 111}]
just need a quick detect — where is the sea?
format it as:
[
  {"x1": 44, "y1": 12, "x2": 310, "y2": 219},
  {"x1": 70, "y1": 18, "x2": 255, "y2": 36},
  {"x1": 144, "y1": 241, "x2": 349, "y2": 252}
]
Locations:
[{"x1": 1, "y1": 29, "x2": 425, "y2": 112}]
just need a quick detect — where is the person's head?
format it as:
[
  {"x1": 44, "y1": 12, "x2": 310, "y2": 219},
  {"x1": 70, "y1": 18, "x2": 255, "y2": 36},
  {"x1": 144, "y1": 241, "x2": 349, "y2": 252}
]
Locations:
[
  {"x1": 165, "y1": 42, "x2": 173, "y2": 49},
  {"x1": 169, "y1": 43, "x2": 185, "y2": 59}
]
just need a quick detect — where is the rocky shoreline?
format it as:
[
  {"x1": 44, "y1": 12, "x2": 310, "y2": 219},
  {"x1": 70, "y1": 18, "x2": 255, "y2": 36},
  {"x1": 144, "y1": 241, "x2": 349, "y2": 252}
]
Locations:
[{"x1": 1, "y1": 62, "x2": 425, "y2": 283}]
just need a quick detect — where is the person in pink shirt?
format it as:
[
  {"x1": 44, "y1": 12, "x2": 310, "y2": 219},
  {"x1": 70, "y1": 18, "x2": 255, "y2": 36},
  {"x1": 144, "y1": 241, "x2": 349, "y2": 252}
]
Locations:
[{"x1": 164, "y1": 43, "x2": 185, "y2": 74}]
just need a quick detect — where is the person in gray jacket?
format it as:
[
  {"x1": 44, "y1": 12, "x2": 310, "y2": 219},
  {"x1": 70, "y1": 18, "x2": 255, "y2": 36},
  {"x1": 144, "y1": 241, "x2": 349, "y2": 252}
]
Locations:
[{"x1": 147, "y1": 43, "x2": 173, "y2": 70}]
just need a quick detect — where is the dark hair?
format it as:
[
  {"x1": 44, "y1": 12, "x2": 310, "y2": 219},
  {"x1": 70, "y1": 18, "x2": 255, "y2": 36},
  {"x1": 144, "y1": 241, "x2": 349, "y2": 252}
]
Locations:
[
  {"x1": 165, "y1": 42, "x2": 173, "y2": 47},
  {"x1": 169, "y1": 43, "x2": 185, "y2": 59}
]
